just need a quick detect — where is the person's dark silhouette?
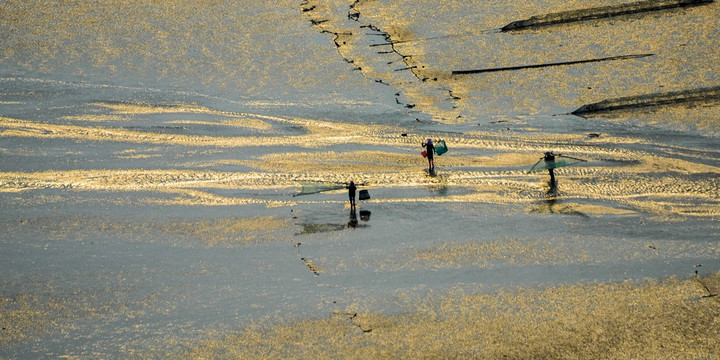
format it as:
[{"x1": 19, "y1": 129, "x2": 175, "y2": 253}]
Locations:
[
  {"x1": 347, "y1": 181, "x2": 357, "y2": 210},
  {"x1": 422, "y1": 139, "x2": 435, "y2": 171},
  {"x1": 544, "y1": 151, "x2": 556, "y2": 187}
]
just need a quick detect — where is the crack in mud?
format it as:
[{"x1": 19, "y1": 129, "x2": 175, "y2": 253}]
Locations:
[
  {"x1": 694, "y1": 272, "x2": 720, "y2": 303},
  {"x1": 332, "y1": 310, "x2": 373, "y2": 333},
  {"x1": 300, "y1": 0, "x2": 432, "y2": 113}
]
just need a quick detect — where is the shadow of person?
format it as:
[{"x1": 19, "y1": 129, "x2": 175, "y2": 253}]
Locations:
[
  {"x1": 530, "y1": 195, "x2": 588, "y2": 217},
  {"x1": 348, "y1": 209, "x2": 359, "y2": 228},
  {"x1": 546, "y1": 180, "x2": 558, "y2": 196},
  {"x1": 298, "y1": 223, "x2": 346, "y2": 235}
]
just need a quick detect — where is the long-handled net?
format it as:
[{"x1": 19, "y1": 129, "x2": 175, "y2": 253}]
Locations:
[
  {"x1": 528, "y1": 155, "x2": 587, "y2": 173},
  {"x1": 293, "y1": 181, "x2": 346, "y2": 197}
]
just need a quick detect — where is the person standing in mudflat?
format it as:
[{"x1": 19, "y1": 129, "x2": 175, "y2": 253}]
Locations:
[
  {"x1": 347, "y1": 180, "x2": 357, "y2": 210},
  {"x1": 544, "y1": 151, "x2": 556, "y2": 185},
  {"x1": 422, "y1": 138, "x2": 435, "y2": 171}
]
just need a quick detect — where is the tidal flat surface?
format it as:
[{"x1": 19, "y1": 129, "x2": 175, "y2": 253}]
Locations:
[{"x1": 1, "y1": 0, "x2": 719, "y2": 358}]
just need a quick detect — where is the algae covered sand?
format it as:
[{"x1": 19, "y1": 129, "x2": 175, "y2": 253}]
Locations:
[{"x1": 180, "y1": 273, "x2": 720, "y2": 359}]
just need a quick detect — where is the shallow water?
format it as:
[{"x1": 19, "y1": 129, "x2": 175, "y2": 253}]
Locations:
[{"x1": 1, "y1": 0, "x2": 719, "y2": 357}]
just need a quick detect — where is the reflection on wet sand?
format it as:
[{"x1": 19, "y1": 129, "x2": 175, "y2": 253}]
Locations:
[{"x1": 297, "y1": 209, "x2": 371, "y2": 234}]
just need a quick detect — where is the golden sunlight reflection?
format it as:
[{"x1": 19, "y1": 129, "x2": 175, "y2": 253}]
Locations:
[{"x1": 2, "y1": 0, "x2": 720, "y2": 357}]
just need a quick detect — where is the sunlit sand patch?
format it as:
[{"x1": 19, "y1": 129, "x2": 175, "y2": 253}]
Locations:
[
  {"x1": 244, "y1": 150, "x2": 519, "y2": 174},
  {"x1": 618, "y1": 197, "x2": 720, "y2": 219},
  {"x1": 11, "y1": 110, "x2": 709, "y2": 172},
  {"x1": 245, "y1": 151, "x2": 417, "y2": 174},
  {"x1": 0, "y1": 168, "x2": 321, "y2": 193},
  {"x1": 565, "y1": 203, "x2": 635, "y2": 215},
  {"x1": 0, "y1": 115, "x2": 405, "y2": 149},
  {"x1": 95, "y1": 102, "x2": 216, "y2": 115},
  {"x1": 2, "y1": 103, "x2": 719, "y2": 215},
  {"x1": 61, "y1": 114, "x2": 128, "y2": 122},
  {"x1": 630, "y1": 155, "x2": 720, "y2": 174},
  {"x1": 573, "y1": 169, "x2": 720, "y2": 199},
  {"x1": 425, "y1": 131, "x2": 635, "y2": 158},
  {"x1": 2, "y1": 164, "x2": 718, "y2": 217},
  {"x1": 302, "y1": 0, "x2": 417, "y2": 82},
  {"x1": 115, "y1": 148, "x2": 164, "y2": 160},
  {"x1": 0, "y1": 170, "x2": 310, "y2": 206},
  {"x1": 172, "y1": 272, "x2": 720, "y2": 359},
  {"x1": 166, "y1": 118, "x2": 273, "y2": 131},
  {"x1": 147, "y1": 189, "x2": 297, "y2": 208},
  {"x1": 65, "y1": 114, "x2": 275, "y2": 131},
  {"x1": 348, "y1": 1, "x2": 487, "y2": 123},
  {"x1": 0, "y1": 169, "x2": 245, "y2": 192},
  {"x1": 92, "y1": 102, "x2": 276, "y2": 130}
]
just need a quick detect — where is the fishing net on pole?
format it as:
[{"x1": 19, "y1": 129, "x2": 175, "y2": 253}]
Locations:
[
  {"x1": 528, "y1": 155, "x2": 587, "y2": 173},
  {"x1": 294, "y1": 181, "x2": 346, "y2": 196}
]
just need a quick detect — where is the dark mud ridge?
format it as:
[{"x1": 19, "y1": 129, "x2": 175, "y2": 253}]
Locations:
[
  {"x1": 452, "y1": 54, "x2": 652, "y2": 75},
  {"x1": 300, "y1": 0, "x2": 424, "y2": 111},
  {"x1": 501, "y1": 0, "x2": 714, "y2": 32},
  {"x1": 572, "y1": 85, "x2": 720, "y2": 118}
]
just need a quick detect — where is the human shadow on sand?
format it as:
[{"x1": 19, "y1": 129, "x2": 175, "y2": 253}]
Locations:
[
  {"x1": 529, "y1": 186, "x2": 589, "y2": 217},
  {"x1": 297, "y1": 210, "x2": 371, "y2": 235},
  {"x1": 529, "y1": 197, "x2": 589, "y2": 217}
]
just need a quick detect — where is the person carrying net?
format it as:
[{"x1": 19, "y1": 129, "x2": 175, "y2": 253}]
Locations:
[{"x1": 421, "y1": 139, "x2": 435, "y2": 171}]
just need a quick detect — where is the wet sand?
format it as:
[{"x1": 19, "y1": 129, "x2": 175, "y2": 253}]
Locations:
[{"x1": 2, "y1": 0, "x2": 720, "y2": 357}]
